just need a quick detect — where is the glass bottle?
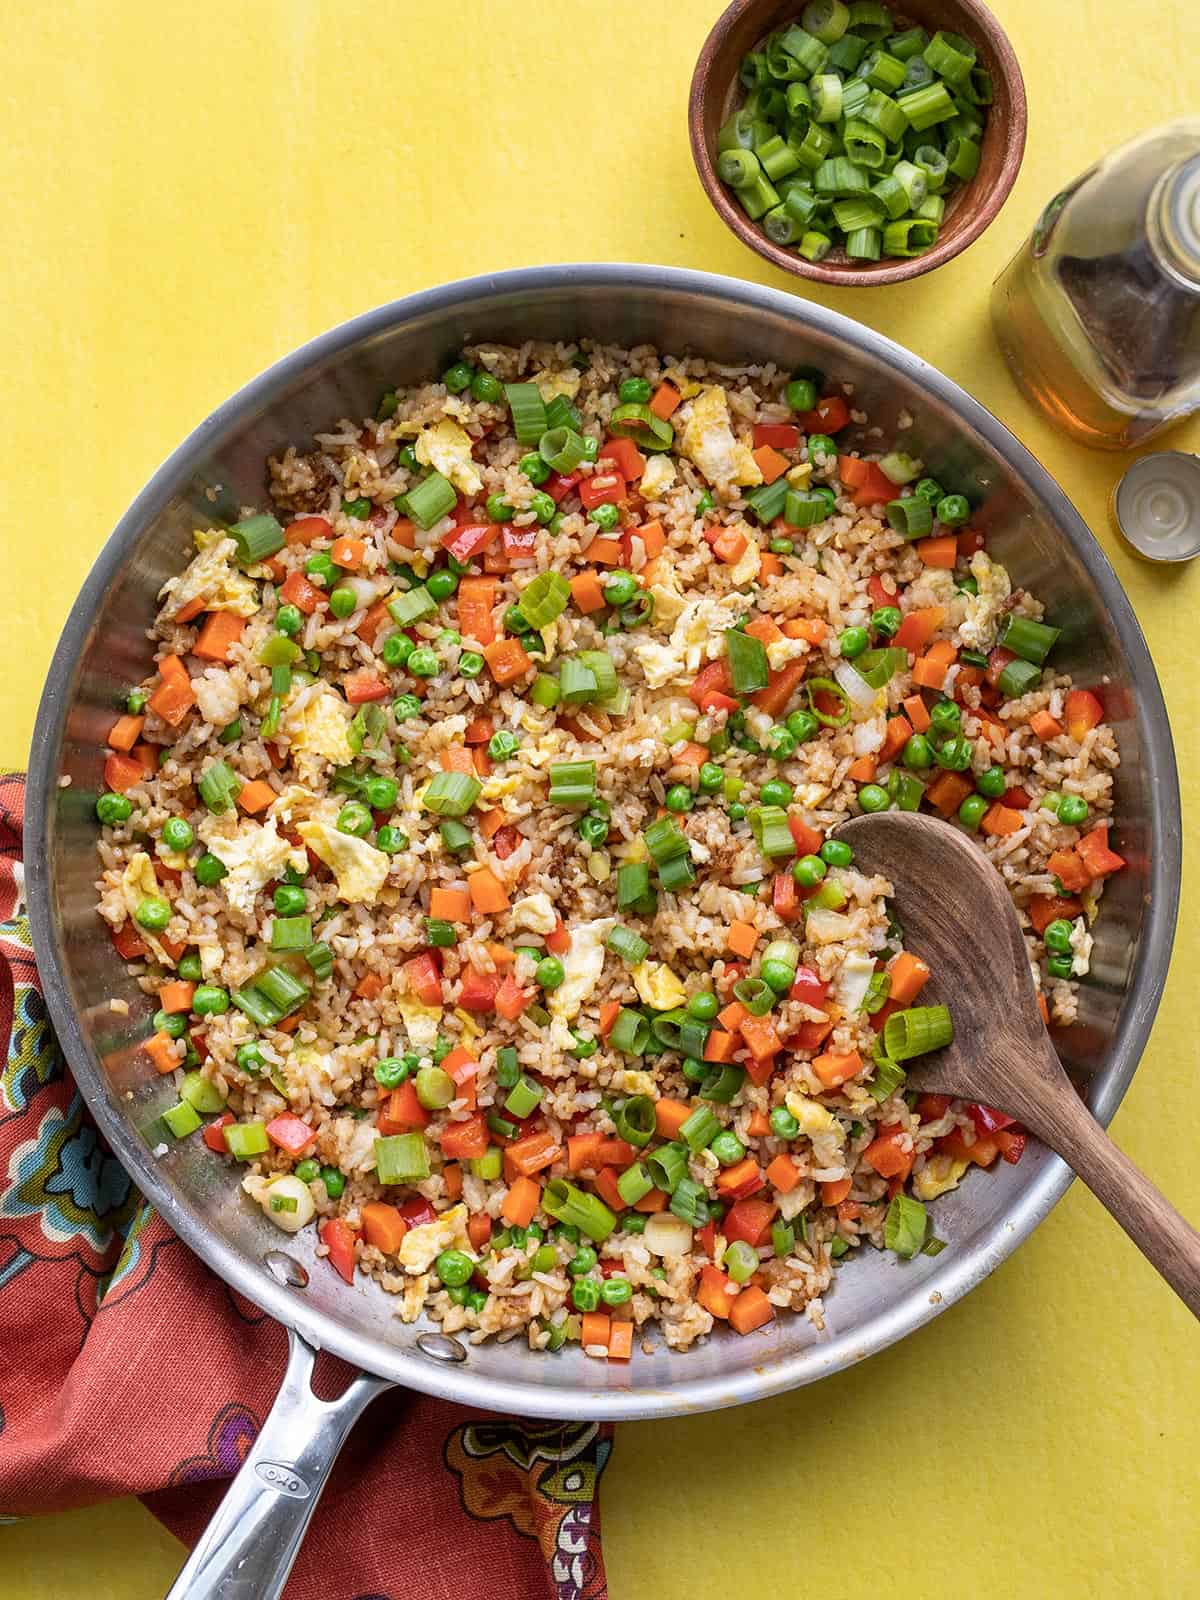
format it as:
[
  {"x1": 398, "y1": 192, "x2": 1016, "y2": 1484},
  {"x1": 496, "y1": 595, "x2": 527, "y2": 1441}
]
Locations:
[{"x1": 991, "y1": 121, "x2": 1200, "y2": 449}]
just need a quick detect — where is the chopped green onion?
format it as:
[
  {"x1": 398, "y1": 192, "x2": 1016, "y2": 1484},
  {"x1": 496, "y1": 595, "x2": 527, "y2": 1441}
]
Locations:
[
  {"x1": 303, "y1": 941, "x2": 333, "y2": 981},
  {"x1": 223, "y1": 1121, "x2": 269, "y2": 1160},
  {"x1": 538, "y1": 425, "x2": 586, "y2": 473},
  {"x1": 643, "y1": 815, "x2": 690, "y2": 864},
  {"x1": 615, "y1": 1095, "x2": 656, "y2": 1148},
  {"x1": 884, "y1": 1192, "x2": 928, "y2": 1258},
  {"x1": 406, "y1": 472, "x2": 458, "y2": 530},
  {"x1": 548, "y1": 758, "x2": 597, "y2": 810},
  {"x1": 375, "y1": 1133, "x2": 431, "y2": 1184},
  {"x1": 883, "y1": 1004, "x2": 953, "y2": 1061},
  {"x1": 725, "y1": 628, "x2": 769, "y2": 694},
  {"x1": 609, "y1": 403, "x2": 674, "y2": 451},
  {"x1": 616, "y1": 861, "x2": 657, "y2": 916},
  {"x1": 617, "y1": 1161, "x2": 655, "y2": 1206},
  {"x1": 270, "y1": 915, "x2": 312, "y2": 952},
  {"x1": 885, "y1": 496, "x2": 934, "y2": 538},
  {"x1": 422, "y1": 771, "x2": 482, "y2": 817},
  {"x1": 229, "y1": 514, "x2": 284, "y2": 565},
  {"x1": 504, "y1": 1074, "x2": 544, "y2": 1120},
  {"x1": 543, "y1": 1178, "x2": 617, "y2": 1242},
  {"x1": 198, "y1": 760, "x2": 242, "y2": 816},
  {"x1": 646, "y1": 1141, "x2": 688, "y2": 1193},
  {"x1": 733, "y1": 976, "x2": 775, "y2": 1016},
  {"x1": 606, "y1": 925, "x2": 649, "y2": 964},
  {"x1": 998, "y1": 658, "x2": 1042, "y2": 699},
  {"x1": 388, "y1": 586, "x2": 437, "y2": 625},
  {"x1": 745, "y1": 478, "x2": 790, "y2": 524},
  {"x1": 699, "y1": 1063, "x2": 745, "y2": 1104},
  {"x1": 505, "y1": 383, "x2": 549, "y2": 445},
  {"x1": 867, "y1": 1053, "x2": 907, "y2": 1100},
  {"x1": 679, "y1": 1106, "x2": 721, "y2": 1153},
  {"x1": 517, "y1": 572, "x2": 571, "y2": 630},
  {"x1": 609, "y1": 1008, "x2": 650, "y2": 1055},
  {"x1": 669, "y1": 1177, "x2": 710, "y2": 1227},
  {"x1": 998, "y1": 614, "x2": 1061, "y2": 666}
]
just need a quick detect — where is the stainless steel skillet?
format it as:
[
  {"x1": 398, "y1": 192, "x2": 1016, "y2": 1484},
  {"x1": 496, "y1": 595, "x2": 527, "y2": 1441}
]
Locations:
[{"x1": 25, "y1": 265, "x2": 1180, "y2": 1598}]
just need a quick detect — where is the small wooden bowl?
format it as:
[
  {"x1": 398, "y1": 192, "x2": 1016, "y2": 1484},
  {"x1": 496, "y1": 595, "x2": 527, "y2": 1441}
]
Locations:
[{"x1": 689, "y1": 0, "x2": 1027, "y2": 286}]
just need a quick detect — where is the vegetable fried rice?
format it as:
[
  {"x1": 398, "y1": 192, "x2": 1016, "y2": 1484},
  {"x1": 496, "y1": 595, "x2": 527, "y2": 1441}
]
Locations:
[{"x1": 93, "y1": 339, "x2": 1126, "y2": 1359}]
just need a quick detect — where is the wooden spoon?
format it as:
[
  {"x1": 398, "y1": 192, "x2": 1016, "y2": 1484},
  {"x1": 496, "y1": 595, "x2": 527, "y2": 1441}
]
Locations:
[{"x1": 836, "y1": 810, "x2": 1200, "y2": 1317}]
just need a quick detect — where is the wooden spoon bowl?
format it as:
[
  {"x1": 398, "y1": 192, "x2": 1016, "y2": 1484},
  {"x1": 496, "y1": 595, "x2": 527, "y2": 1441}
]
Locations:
[
  {"x1": 688, "y1": 0, "x2": 1028, "y2": 286},
  {"x1": 836, "y1": 810, "x2": 1200, "y2": 1315}
]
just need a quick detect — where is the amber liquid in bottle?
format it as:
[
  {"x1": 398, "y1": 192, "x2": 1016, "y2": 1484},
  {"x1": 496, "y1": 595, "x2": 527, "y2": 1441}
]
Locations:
[{"x1": 992, "y1": 123, "x2": 1200, "y2": 450}]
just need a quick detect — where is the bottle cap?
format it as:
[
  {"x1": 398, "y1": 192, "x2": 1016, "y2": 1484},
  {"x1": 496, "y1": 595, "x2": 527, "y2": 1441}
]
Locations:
[{"x1": 1110, "y1": 452, "x2": 1200, "y2": 563}]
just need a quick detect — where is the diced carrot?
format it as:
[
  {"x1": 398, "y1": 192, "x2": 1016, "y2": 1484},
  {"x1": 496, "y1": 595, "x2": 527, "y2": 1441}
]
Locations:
[
  {"x1": 145, "y1": 1031, "x2": 180, "y2": 1075},
  {"x1": 654, "y1": 1098, "x2": 692, "y2": 1140},
  {"x1": 912, "y1": 640, "x2": 958, "y2": 692},
  {"x1": 361, "y1": 1201, "x2": 408, "y2": 1255},
  {"x1": 172, "y1": 596, "x2": 207, "y2": 624},
  {"x1": 673, "y1": 741, "x2": 709, "y2": 769},
  {"x1": 821, "y1": 1176, "x2": 853, "y2": 1206},
  {"x1": 458, "y1": 576, "x2": 498, "y2": 646},
  {"x1": 716, "y1": 1158, "x2": 765, "y2": 1199},
  {"x1": 148, "y1": 656, "x2": 196, "y2": 727},
  {"x1": 484, "y1": 637, "x2": 533, "y2": 686},
  {"x1": 599, "y1": 437, "x2": 645, "y2": 482},
  {"x1": 773, "y1": 871, "x2": 799, "y2": 924},
  {"x1": 285, "y1": 516, "x2": 332, "y2": 547},
  {"x1": 593, "y1": 1166, "x2": 625, "y2": 1211},
  {"x1": 391, "y1": 518, "x2": 417, "y2": 550},
  {"x1": 107, "y1": 713, "x2": 146, "y2": 753},
  {"x1": 1047, "y1": 848, "x2": 1092, "y2": 893},
  {"x1": 355, "y1": 599, "x2": 392, "y2": 647},
  {"x1": 599, "y1": 999, "x2": 621, "y2": 1040},
  {"x1": 887, "y1": 951, "x2": 931, "y2": 1005},
  {"x1": 752, "y1": 444, "x2": 790, "y2": 484},
  {"x1": 567, "y1": 1134, "x2": 606, "y2": 1173},
  {"x1": 380, "y1": 1080, "x2": 429, "y2": 1133},
  {"x1": 812, "y1": 1049, "x2": 863, "y2": 1089},
  {"x1": 264, "y1": 556, "x2": 288, "y2": 583},
  {"x1": 505, "y1": 1130, "x2": 561, "y2": 1177},
  {"x1": 751, "y1": 659, "x2": 807, "y2": 718},
  {"x1": 633, "y1": 1186, "x2": 668, "y2": 1213},
  {"x1": 468, "y1": 867, "x2": 510, "y2": 915},
  {"x1": 131, "y1": 743, "x2": 157, "y2": 774},
  {"x1": 192, "y1": 612, "x2": 248, "y2": 666},
  {"x1": 703, "y1": 1030, "x2": 737, "y2": 1063},
  {"x1": 1064, "y1": 688, "x2": 1104, "y2": 743},
  {"x1": 279, "y1": 568, "x2": 324, "y2": 616},
  {"x1": 981, "y1": 803, "x2": 1023, "y2": 837},
  {"x1": 717, "y1": 999, "x2": 747, "y2": 1033},
  {"x1": 902, "y1": 694, "x2": 931, "y2": 733},
  {"x1": 740, "y1": 1014, "x2": 782, "y2": 1062},
  {"x1": 1076, "y1": 824, "x2": 1125, "y2": 879},
  {"x1": 729, "y1": 1285, "x2": 775, "y2": 1335},
  {"x1": 1038, "y1": 993, "x2": 1050, "y2": 1024},
  {"x1": 584, "y1": 536, "x2": 625, "y2": 566},
  {"x1": 759, "y1": 552, "x2": 782, "y2": 581},
  {"x1": 1030, "y1": 710, "x2": 1064, "y2": 742},
  {"x1": 607, "y1": 1321, "x2": 633, "y2": 1361},
  {"x1": 236, "y1": 779, "x2": 275, "y2": 815},
  {"x1": 765, "y1": 1154, "x2": 800, "y2": 1193},
  {"x1": 467, "y1": 1212, "x2": 493, "y2": 1251},
  {"x1": 354, "y1": 972, "x2": 385, "y2": 1000},
  {"x1": 926, "y1": 770, "x2": 973, "y2": 817},
  {"x1": 501, "y1": 1175, "x2": 541, "y2": 1228},
  {"x1": 894, "y1": 606, "x2": 944, "y2": 654},
  {"x1": 581, "y1": 1311, "x2": 612, "y2": 1352},
  {"x1": 915, "y1": 534, "x2": 959, "y2": 569},
  {"x1": 846, "y1": 754, "x2": 876, "y2": 783},
  {"x1": 463, "y1": 717, "x2": 494, "y2": 749},
  {"x1": 726, "y1": 921, "x2": 759, "y2": 959},
  {"x1": 638, "y1": 520, "x2": 666, "y2": 558},
  {"x1": 696, "y1": 1264, "x2": 735, "y2": 1320},
  {"x1": 747, "y1": 1109, "x2": 772, "y2": 1138},
  {"x1": 745, "y1": 615, "x2": 785, "y2": 647},
  {"x1": 781, "y1": 616, "x2": 828, "y2": 644},
  {"x1": 1028, "y1": 893, "x2": 1082, "y2": 934},
  {"x1": 442, "y1": 1163, "x2": 463, "y2": 1203},
  {"x1": 570, "y1": 571, "x2": 607, "y2": 614},
  {"x1": 649, "y1": 381, "x2": 681, "y2": 419},
  {"x1": 712, "y1": 527, "x2": 749, "y2": 565},
  {"x1": 429, "y1": 885, "x2": 471, "y2": 922},
  {"x1": 441, "y1": 747, "x2": 476, "y2": 777},
  {"x1": 158, "y1": 980, "x2": 195, "y2": 1014},
  {"x1": 863, "y1": 1125, "x2": 914, "y2": 1180},
  {"x1": 330, "y1": 537, "x2": 365, "y2": 569},
  {"x1": 879, "y1": 715, "x2": 912, "y2": 763},
  {"x1": 439, "y1": 1114, "x2": 489, "y2": 1160},
  {"x1": 544, "y1": 918, "x2": 570, "y2": 956}
]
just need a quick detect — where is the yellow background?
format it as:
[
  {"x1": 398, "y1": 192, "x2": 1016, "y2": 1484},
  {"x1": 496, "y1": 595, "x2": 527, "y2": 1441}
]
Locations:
[{"x1": 2, "y1": 1, "x2": 1197, "y2": 1595}]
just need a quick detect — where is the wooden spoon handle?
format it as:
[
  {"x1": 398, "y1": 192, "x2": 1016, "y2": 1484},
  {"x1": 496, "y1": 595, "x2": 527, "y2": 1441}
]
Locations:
[{"x1": 1023, "y1": 1076, "x2": 1200, "y2": 1319}]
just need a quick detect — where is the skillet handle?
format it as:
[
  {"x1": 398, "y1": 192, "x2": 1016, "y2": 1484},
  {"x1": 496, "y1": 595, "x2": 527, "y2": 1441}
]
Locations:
[{"x1": 164, "y1": 1327, "x2": 394, "y2": 1600}]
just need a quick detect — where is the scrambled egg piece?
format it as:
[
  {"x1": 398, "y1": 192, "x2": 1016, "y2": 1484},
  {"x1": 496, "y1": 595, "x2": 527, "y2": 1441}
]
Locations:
[
  {"x1": 397, "y1": 994, "x2": 443, "y2": 1051},
  {"x1": 679, "y1": 386, "x2": 762, "y2": 490},
  {"x1": 415, "y1": 419, "x2": 482, "y2": 497},
  {"x1": 297, "y1": 819, "x2": 389, "y2": 904},
  {"x1": 533, "y1": 368, "x2": 582, "y2": 402},
  {"x1": 634, "y1": 592, "x2": 742, "y2": 690},
  {"x1": 119, "y1": 852, "x2": 175, "y2": 964},
  {"x1": 631, "y1": 962, "x2": 687, "y2": 1012},
  {"x1": 268, "y1": 784, "x2": 325, "y2": 826},
  {"x1": 957, "y1": 551, "x2": 1011, "y2": 650},
  {"x1": 617, "y1": 1068, "x2": 657, "y2": 1097},
  {"x1": 397, "y1": 1203, "x2": 472, "y2": 1272},
  {"x1": 913, "y1": 1153, "x2": 969, "y2": 1202},
  {"x1": 726, "y1": 536, "x2": 761, "y2": 588},
  {"x1": 1069, "y1": 916, "x2": 1093, "y2": 977},
  {"x1": 784, "y1": 1091, "x2": 845, "y2": 1141},
  {"x1": 766, "y1": 634, "x2": 808, "y2": 672},
  {"x1": 833, "y1": 952, "x2": 876, "y2": 1014},
  {"x1": 196, "y1": 819, "x2": 306, "y2": 919},
  {"x1": 549, "y1": 917, "x2": 615, "y2": 1021},
  {"x1": 786, "y1": 461, "x2": 813, "y2": 488},
  {"x1": 647, "y1": 560, "x2": 687, "y2": 628},
  {"x1": 160, "y1": 529, "x2": 259, "y2": 618},
  {"x1": 281, "y1": 685, "x2": 355, "y2": 768},
  {"x1": 512, "y1": 892, "x2": 557, "y2": 935},
  {"x1": 539, "y1": 619, "x2": 559, "y2": 663},
  {"x1": 639, "y1": 454, "x2": 677, "y2": 500}
]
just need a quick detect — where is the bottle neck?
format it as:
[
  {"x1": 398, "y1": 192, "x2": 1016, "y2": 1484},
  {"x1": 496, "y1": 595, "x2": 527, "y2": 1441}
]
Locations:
[{"x1": 1148, "y1": 153, "x2": 1200, "y2": 289}]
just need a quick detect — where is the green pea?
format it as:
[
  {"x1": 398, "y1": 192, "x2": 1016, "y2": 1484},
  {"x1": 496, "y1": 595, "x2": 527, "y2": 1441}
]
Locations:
[
  {"x1": 536, "y1": 956, "x2": 565, "y2": 990},
  {"x1": 177, "y1": 952, "x2": 203, "y2": 981},
  {"x1": 328, "y1": 586, "x2": 357, "y2": 619},
  {"x1": 294, "y1": 1157, "x2": 321, "y2": 1183},
  {"x1": 589, "y1": 502, "x2": 620, "y2": 532},
  {"x1": 487, "y1": 729, "x2": 519, "y2": 762},
  {"x1": 276, "y1": 603, "x2": 303, "y2": 637},
  {"x1": 382, "y1": 632, "x2": 413, "y2": 668},
  {"x1": 321, "y1": 1166, "x2": 346, "y2": 1199},
  {"x1": 504, "y1": 604, "x2": 532, "y2": 634},
  {"x1": 153, "y1": 1009, "x2": 187, "y2": 1039},
  {"x1": 696, "y1": 491, "x2": 715, "y2": 515},
  {"x1": 523, "y1": 490, "x2": 553, "y2": 525},
  {"x1": 442, "y1": 361, "x2": 474, "y2": 394},
  {"x1": 769, "y1": 538, "x2": 794, "y2": 555},
  {"x1": 365, "y1": 775, "x2": 398, "y2": 810},
  {"x1": 839, "y1": 625, "x2": 869, "y2": 660},
  {"x1": 577, "y1": 813, "x2": 609, "y2": 848},
  {"x1": 603, "y1": 571, "x2": 638, "y2": 607},
  {"x1": 958, "y1": 793, "x2": 989, "y2": 830},
  {"x1": 375, "y1": 825, "x2": 409, "y2": 853},
  {"x1": 553, "y1": 1223, "x2": 580, "y2": 1245},
  {"x1": 1046, "y1": 954, "x2": 1074, "y2": 980},
  {"x1": 929, "y1": 699, "x2": 961, "y2": 737},
  {"x1": 470, "y1": 369, "x2": 504, "y2": 404},
  {"x1": 785, "y1": 377, "x2": 818, "y2": 411},
  {"x1": 871, "y1": 606, "x2": 901, "y2": 638},
  {"x1": 486, "y1": 493, "x2": 514, "y2": 523},
  {"x1": 438, "y1": 628, "x2": 461, "y2": 647},
  {"x1": 1058, "y1": 794, "x2": 1088, "y2": 826},
  {"x1": 761, "y1": 959, "x2": 795, "y2": 994},
  {"x1": 698, "y1": 761, "x2": 724, "y2": 795},
  {"x1": 458, "y1": 650, "x2": 483, "y2": 679},
  {"x1": 96, "y1": 792, "x2": 133, "y2": 825},
  {"x1": 274, "y1": 884, "x2": 306, "y2": 916},
  {"x1": 1044, "y1": 919, "x2": 1075, "y2": 955},
  {"x1": 976, "y1": 765, "x2": 1007, "y2": 798},
  {"x1": 785, "y1": 709, "x2": 819, "y2": 743},
  {"x1": 161, "y1": 817, "x2": 194, "y2": 851},
  {"x1": 619, "y1": 377, "x2": 653, "y2": 404},
  {"x1": 957, "y1": 575, "x2": 979, "y2": 597},
  {"x1": 236, "y1": 1041, "x2": 266, "y2": 1075},
  {"x1": 572, "y1": 1277, "x2": 602, "y2": 1313},
  {"x1": 935, "y1": 736, "x2": 972, "y2": 771},
  {"x1": 134, "y1": 896, "x2": 171, "y2": 931},
  {"x1": 793, "y1": 854, "x2": 826, "y2": 887},
  {"x1": 426, "y1": 569, "x2": 459, "y2": 601},
  {"x1": 936, "y1": 494, "x2": 971, "y2": 526},
  {"x1": 687, "y1": 990, "x2": 719, "y2": 1021},
  {"x1": 665, "y1": 784, "x2": 694, "y2": 813},
  {"x1": 519, "y1": 451, "x2": 551, "y2": 484},
  {"x1": 728, "y1": 802, "x2": 747, "y2": 822},
  {"x1": 914, "y1": 477, "x2": 944, "y2": 505},
  {"x1": 567, "y1": 1246, "x2": 597, "y2": 1276},
  {"x1": 341, "y1": 497, "x2": 371, "y2": 519},
  {"x1": 600, "y1": 1276, "x2": 633, "y2": 1305},
  {"x1": 192, "y1": 984, "x2": 229, "y2": 1016},
  {"x1": 396, "y1": 444, "x2": 420, "y2": 473},
  {"x1": 766, "y1": 726, "x2": 797, "y2": 760},
  {"x1": 434, "y1": 1247, "x2": 475, "y2": 1287},
  {"x1": 306, "y1": 551, "x2": 336, "y2": 585},
  {"x1": 819, "y1": 838, "x2": 853, "y2": 868},
  {"x1": 407, "y1": 647, "x2": 439, "y2": 677},
  {"x1": 859, "y1": 783, "x2": 890, "y2": 813},
  {"x1": 393, "y1": 693, "x2": 422, "y2": 721},
  {"x1": 337, "y1": 801, "x2": 373, "y2": 837},
  {"x1": 710, "y1": 1130, "x2": 745, "y2": 1166},
  {"x1": 770, "y1": 1106, "x2": 800, "y2": 1139},
  {"x1": 532, "y1": 1243, "x2": 558, "y2": 1273},
  {"x1": 903, "y1": 733, "x2": 933, "y2": 770},
  {"x1": 760, "y1": 778, "x2": 793, "y2": 807},
  {"x1": 125, "y1": 688, "x2": 148, "y2": 715},
  {"x1": 807, "y1": 432, "x2": 837, "y2": 463}
]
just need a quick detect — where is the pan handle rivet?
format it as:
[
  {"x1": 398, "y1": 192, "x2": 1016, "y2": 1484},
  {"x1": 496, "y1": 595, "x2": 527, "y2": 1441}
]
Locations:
[
  {"x1": 416, "y1": 1331, "x2": 468, "y2": 1364},
  {"x1": 263, "y1": 1249, "x2": 310, "y2": 1288}
]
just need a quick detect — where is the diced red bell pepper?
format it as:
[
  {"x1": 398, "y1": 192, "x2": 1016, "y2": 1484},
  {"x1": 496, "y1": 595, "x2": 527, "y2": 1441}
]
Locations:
[
  {"x1": 458, "y1": 969, "x2": 501, "y2": 1012},
  {"x1": 545, "y1": 470, "x2": 580, "y2": 504},
  {"x1": 862, "y1": 1124, "x2": 914, "y2": 1180},
  {"x1": 111, "y1": 922, "x2": 148, "y2": 960},
  {"x1": 696, "y1": 1219, "x2": 718, "y2": 1259},
  {"x1": 1064, "y1": 687, "x2": 1104, "y2": 742},
  {"x1": 265, "y1": 1113, "x2": 317, "y2": 1155},
  {"x1": 600, "y1": 437, "x2": 646, "y2": 481},
  {"x1": 958, "y1": 528, "x2": 986, "y2": 556},
  {"x1": 986, "y1": 645, "x2": 1016, "y2": 687},
  {"x1": 688, "y1": 660, "x2": 734, "y2": 710},
  {"x1": 344, "y1": 669, "x2": 389, "y2": 704},
  {"x1": 798, "y1": 395, "x2": 850, "y2": 433},
  {"x1": 787, "y1": 814, "x2": 823, "y2": 858},
  {"x1": 441, "y1": 521, "x2": 499, "y2": 564},
  {"x1": 320, "y1": 1218, "x2": 358, "y2": 1283},
  {"x1": 994, "y1": 1128, "x2": 1027, "y2": 1164},
  {"x1": 279, "y1": 568, "x2": 324, "y2": 615},
  {"x1": 439, "y1": 1114, "x2": 489, "y2": 1160},
  {"x1": 202, "y1": 1112, "x2": 235, "y2": 1153},
  {"x1": 868, "y1": 574, "x2": 897, "y2": 609},
  {"x1": 793, "y1": 1018, "x2": 833, "y2": 1050},
  {"x1": 1076, "y1": 824, "x2": 1126, "y2": 879},
  {"x1": 938, "y1": 1126, "x2": 1001, "y2": 1168},
  {"x1": 1003, "y1": 785, "x2": 1033, "y2": 810},
  {"x1": 493, "y1": 825, "x2": 521, "y2": 860},
  {"x1": 969, "y1": 1102, "x2": 1016, "y2": 1134},
  {"x1": 917, "y1": 1093, "x2": 953, "y2": 1121},
  {"x1": 579, "y1": 470, "x2": 625, "y2": 511},
  {"x1": 753, "y1": 423, "x2": 801, "y2": 450},
  {"x1": 399, "y1": 1196, "x2": 436, "y2": 1228},
  {"x1": 723, "y1": 1197, "x2": 777, "y2": 1248},
  {"x1": 772, "y1": 872, "x2": 799, "y2": 923},
  {"x1": 378, "y1": 1080, "x2": 429, "y2": 1133},
  {"x1": 789, "y1": 965, "x2": 830, "y2": 1006},
  {"x1": 495, "y1": 973, "x2": 531, "y2": 1022},
  {"x1": 500, "y1": 523, "x2": 538, "y2": 563},
  {"x1": 404, "y1": 952, "x2": 443, "y2": 1006}
]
